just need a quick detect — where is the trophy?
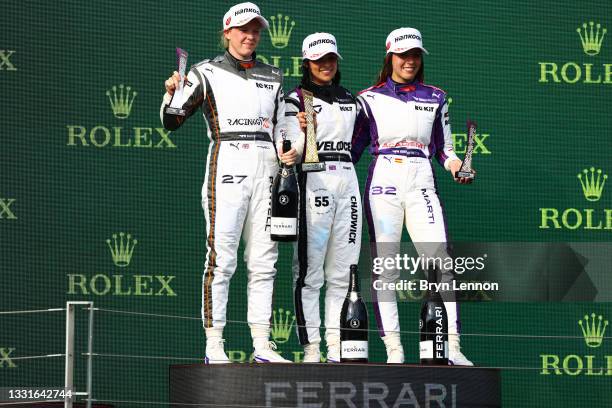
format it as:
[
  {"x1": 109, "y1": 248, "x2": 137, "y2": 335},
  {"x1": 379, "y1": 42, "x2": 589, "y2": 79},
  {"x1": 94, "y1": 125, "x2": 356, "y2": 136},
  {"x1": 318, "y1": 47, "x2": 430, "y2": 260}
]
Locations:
[
  {"x1": 454, "y1": 120, "x2": 477, "y2": 180},
  {"x1": 300, "y1": 89, "x2": 326, "y2": 172},
  {"x1": 164, "y1": 47, "x2": 189, "y2": 116}
]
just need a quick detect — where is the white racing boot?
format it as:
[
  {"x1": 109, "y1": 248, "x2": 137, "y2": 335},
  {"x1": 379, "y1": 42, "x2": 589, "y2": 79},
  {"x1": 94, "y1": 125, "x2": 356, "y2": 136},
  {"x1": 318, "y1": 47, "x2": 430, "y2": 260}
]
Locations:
[
  {"x1": 252, "y1": 327, "x2": 291, "y2": 363},
  {"x1": 326, "y1": 335, "x2": 340, "y2": 363},
  {"x1": 204, "y1": 328, "x2": 230, "y2": 364},
  {"x1": 382, "y1": 332, "x2": 404, "y2": 364},
  {"x1": 303, "y1": 342, "x2": 321, "y2": 363},
  {"x1": 445, "y1": 301, "x2": 474, "y2": 366},
  {"x1": 448, "y1": 337, "x2": 473, "y2": 366},
  {"x1": 253, "y1": 340, "x2": 291, "y2": 363}
]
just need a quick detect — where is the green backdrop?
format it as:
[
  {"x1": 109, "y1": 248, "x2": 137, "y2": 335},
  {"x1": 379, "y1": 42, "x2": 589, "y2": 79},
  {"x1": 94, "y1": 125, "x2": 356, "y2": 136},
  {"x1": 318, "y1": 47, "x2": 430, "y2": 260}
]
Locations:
[{"x1": 1, "y1": 1, "x2": 611, "y2": 406}]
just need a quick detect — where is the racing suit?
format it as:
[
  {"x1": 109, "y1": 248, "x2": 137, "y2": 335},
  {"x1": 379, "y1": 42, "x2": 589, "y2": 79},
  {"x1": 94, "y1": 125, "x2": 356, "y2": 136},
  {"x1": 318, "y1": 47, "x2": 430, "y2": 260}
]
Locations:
[
  {"x1": 160, "y1": 51, "x2": 284, "y2": 340},
  {"x1": 283, "y1": 80, "x2": 362, "y2": 347},
  {"x1": 351, "y1": 77, "x2": 463, "y2": 345}
]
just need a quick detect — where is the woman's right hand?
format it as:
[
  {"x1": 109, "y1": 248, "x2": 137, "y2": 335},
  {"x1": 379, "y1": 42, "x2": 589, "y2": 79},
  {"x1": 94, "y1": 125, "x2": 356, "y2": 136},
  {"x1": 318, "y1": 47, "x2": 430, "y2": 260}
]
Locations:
[
  {"x1": 296, "y1": 111, "x2": 316, "y2": 132},
  {"x1": 279, "y1": 147, "x2": 298, "y2": 166},
  {"x1": 164, "y1": 71, "x2": 182, "y2": 95}
]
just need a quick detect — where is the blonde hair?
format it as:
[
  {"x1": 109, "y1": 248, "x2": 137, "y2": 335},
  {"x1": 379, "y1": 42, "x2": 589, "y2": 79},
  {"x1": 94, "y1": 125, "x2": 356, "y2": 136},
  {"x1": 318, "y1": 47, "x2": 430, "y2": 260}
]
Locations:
[{"x1": 219, "y1": 30, "x2": 229, "y2": 50}]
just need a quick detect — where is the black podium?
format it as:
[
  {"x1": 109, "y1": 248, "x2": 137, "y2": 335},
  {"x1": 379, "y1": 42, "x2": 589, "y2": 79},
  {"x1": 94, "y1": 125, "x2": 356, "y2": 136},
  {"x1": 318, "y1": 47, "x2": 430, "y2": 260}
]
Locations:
[{"x1": 170, "y1": 363, "x2": 501, "y2": 407}]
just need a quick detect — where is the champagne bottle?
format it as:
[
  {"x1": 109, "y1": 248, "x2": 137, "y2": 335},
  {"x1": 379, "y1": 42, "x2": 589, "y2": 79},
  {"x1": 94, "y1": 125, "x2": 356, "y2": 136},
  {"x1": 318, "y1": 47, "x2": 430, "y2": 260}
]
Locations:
[
  {"x1": 340, "y1": 265, "x2": 368, "y2": 362},
  {"x1": 271, "y1": 139, "x2": 298, "y2": 242},
  {"x1": 419, "y1": 268, "x2": 449, "y2": 365}
]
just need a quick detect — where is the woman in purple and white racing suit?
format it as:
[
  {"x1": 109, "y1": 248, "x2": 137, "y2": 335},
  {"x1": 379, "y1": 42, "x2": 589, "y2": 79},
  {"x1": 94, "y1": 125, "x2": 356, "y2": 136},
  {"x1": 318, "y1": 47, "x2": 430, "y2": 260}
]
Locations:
[{"x1": 351, "y1": 27, "x2": 474, "y2": 365}]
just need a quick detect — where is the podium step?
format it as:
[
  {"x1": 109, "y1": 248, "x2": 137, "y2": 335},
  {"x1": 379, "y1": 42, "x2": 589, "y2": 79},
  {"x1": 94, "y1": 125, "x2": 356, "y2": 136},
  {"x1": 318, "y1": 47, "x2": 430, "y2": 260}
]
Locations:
[{"x1": 170, "y1": 363, "x2": 500, "y2": 407}]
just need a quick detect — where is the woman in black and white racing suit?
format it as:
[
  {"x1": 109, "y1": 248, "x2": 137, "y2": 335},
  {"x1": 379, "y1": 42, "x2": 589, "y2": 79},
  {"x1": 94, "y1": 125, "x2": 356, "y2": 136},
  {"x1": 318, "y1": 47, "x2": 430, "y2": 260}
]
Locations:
[
  {"x1": 282, "y1": 33, "x2": 362, "y2": 363},
  {"x1": 160, "y1": 2, "x2": 298, "y2": 364}
]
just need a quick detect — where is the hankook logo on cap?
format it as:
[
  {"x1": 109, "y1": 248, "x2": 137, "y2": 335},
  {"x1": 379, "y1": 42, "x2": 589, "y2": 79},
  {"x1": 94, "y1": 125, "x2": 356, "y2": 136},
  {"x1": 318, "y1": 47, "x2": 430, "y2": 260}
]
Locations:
[
  {"x1": 235, "y1": 7, "x2": 260, "y2": 16},
  {"x1": 395, "y1": 34, "x2": 421, "y2": 42},
  {"x1": 309, "y1": 38, "x2": 336, "y2": 48}
]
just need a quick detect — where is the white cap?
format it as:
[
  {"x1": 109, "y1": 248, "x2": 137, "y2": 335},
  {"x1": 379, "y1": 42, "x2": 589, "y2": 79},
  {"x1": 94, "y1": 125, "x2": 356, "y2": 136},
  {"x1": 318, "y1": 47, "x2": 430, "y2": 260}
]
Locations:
[
  {"x1": 302, "y1": 32, "x2": 343, "y2": 61},
  {"x1": 223, "y1": 2, "x2": 269, "y2": 30},
  {"x1": 385, "y1": 27, "x2": 428, "y2": 55}
]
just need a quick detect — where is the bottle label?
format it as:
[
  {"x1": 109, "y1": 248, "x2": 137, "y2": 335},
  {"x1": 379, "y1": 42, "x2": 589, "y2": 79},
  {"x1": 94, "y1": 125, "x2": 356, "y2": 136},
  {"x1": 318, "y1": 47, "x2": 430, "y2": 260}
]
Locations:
[
  {"x1": 270, "y1": 217, "x2": 297, "y2": 235},
  {"x1": 420, "y1": 340, "x2": 448, "y2": 359},
  {"x1": 420, "y1": 340, "x2": 433, "y2": 359},
  {"x1": 341, "y1": 341, "x2": 368, "y2": 359}
]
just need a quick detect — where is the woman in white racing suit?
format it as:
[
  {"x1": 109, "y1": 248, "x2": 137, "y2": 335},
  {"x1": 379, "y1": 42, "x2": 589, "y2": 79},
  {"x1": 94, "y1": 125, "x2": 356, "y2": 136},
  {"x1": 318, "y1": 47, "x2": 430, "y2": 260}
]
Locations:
[
  {"x1": 283, "y1": 33, "x2": 362, "y2": 363},
  {"x1": 160, "y1": 2, "x2": 298, "y2": 364},
  {"x1": 351, "y1": 27, "x2": 474, "y2": 365}
]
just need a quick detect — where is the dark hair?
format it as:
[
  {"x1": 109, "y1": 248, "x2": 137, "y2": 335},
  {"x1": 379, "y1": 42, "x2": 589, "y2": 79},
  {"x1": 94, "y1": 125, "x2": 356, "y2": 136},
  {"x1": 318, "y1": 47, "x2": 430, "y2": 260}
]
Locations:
[
  {"x1": 376, "y1": 53, "x2": 424, "y2": 84},
  {"x1": 301, "y1": 60, "x2": 341, "y2": 86}
]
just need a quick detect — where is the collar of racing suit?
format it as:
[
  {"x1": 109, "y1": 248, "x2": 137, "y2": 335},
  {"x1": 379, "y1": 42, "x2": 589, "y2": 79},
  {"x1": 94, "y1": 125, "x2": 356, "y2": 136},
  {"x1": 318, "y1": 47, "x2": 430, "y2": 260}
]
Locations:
[
  {"x1": 300, "y1": 77, "x2": 345, "y2": 105},
  {"x1": 386, "y1": 77, "x2": 418, "y2": 94},
  {"x1": 223, "y1": 50, "x2": 257, "y2": 72}
]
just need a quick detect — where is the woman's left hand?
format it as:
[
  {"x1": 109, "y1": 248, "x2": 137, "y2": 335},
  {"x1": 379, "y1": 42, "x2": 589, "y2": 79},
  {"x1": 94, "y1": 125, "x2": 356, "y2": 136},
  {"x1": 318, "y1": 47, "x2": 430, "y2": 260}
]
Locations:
[{"x1": 449, "y1": 160, "x2": 475, "y2": 184}]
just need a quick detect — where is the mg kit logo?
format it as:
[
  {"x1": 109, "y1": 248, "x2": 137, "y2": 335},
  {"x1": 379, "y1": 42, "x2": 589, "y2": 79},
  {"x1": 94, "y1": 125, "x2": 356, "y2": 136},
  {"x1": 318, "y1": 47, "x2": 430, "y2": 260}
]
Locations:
[
  {"x1": 540, "y1": 167, "x2": 612, "y2": 230},
  {"x1": 541, "y1": 313, "x2": 611, "y2": 376},
  {"x1": 257, "y1": 13, "x2": 302, "y2": 77},
  {"x1": 447, "y1": 97, "x2": 492, "y2": 156},
  {"x1": 66, "y1": 84, "x2": 176, "y2": 149},
  {"x1": 539, "y1": 21, "x2": 611, "y2": 84},
  {"x1": 0, "y1": 347, "x2": 17, "y2": 368},
  {"x1": 0, "y1": 198, "x2": 17, "y2": 220},
  {"x1": 67, "y1": 232, "x2": 177, "y2": 296},
  {"x1": 0, "y1": 50, "x2": 17, "y2": 71}
]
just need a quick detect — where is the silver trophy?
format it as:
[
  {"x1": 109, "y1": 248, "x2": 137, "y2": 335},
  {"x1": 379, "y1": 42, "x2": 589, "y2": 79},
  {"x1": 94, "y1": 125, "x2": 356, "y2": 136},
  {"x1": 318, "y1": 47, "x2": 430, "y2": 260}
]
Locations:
[
  {"x1": 300, "y1": 89, "x2": 326, "y2": 172},
  {"x1": 164, "y1": 47, "x2": 189, "y2": 116},
  {"x1": 455, "y1": 120, "x2": 477, "y2": 180}
]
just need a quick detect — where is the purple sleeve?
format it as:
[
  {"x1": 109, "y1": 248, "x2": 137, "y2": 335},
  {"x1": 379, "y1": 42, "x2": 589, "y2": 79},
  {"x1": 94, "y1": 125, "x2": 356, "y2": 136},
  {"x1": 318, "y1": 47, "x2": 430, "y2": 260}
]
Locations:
[
  {"x1": 432, "y1": 108, "x2": 446, "y2": 167},
  {"x1": 432, "y1": 100, "x2": 458, "y2": 168},
  {"x1": 350, "y1": 100, "x2": 371, "y2": 164}
]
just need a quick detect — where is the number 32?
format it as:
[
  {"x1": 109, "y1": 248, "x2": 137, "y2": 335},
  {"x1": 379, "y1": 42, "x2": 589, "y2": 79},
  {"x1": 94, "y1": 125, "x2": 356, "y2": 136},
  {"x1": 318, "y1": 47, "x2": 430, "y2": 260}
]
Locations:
[{"x1": 371, "y1": 186, "x2": 397, "y2": 195}]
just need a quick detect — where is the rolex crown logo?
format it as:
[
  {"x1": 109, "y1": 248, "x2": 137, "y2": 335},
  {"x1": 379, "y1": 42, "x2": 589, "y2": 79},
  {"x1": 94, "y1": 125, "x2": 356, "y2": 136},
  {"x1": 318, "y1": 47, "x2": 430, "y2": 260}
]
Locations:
[
  {"x1": 577, "y1": 167, "x2": 607, "y2": 202},
  {"x1": 106, "y1": 84, "x2": 137, "y2": 119},
  {"x1": 576, "y1": 21, "x2": 607, "y2": 56},
  {"x1": 106, "y1": 232, "x2": 138, "y2": 267},
  {"x1": 271, "y1": 307, "x2": 295, "y2": 344},
  {"x1": 268, "y1": 14, "x2": 295, "y2": 49},
  {"x1": 578, "y1": 313, "x2": 608, "y2": 348}
]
